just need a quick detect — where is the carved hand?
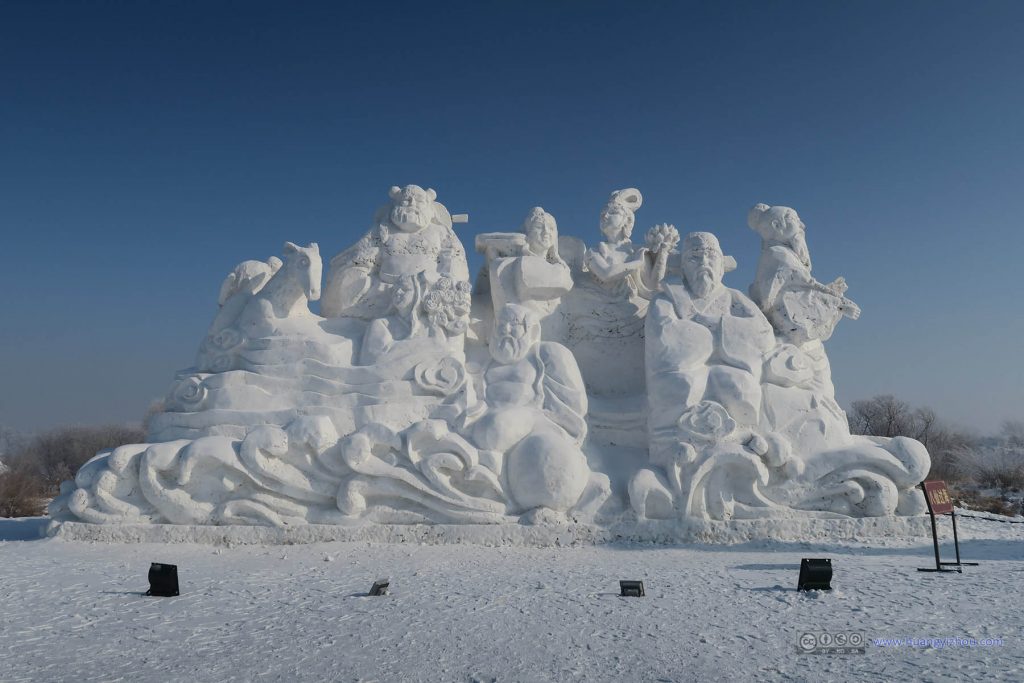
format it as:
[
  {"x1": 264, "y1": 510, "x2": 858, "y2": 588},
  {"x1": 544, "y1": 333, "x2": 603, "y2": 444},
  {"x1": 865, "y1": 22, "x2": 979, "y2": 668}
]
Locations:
[
  {"x1": 692, "y1": 312, "x2": 718, "y2": 328},
  {"x1": 841, "y1": 299, "x2": 861, "y2": 320},
  {"x1": 650, "y1": 247, "x2": 669, "y2": 282},
  {"x1": 438, "y1": 249, "x2": 455, "y2": 274}
]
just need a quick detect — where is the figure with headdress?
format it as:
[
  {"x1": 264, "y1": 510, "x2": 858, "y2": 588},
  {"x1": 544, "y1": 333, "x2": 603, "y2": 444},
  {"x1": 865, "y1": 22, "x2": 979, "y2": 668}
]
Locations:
[
  {"x1": 583, "y1": 188, "x2": 673, "y2": 300},
  {"x1": 747, "y1": 203, "x2": 860, "y2": 345},
  {"x1": 321, "y1": 185, "x2": 470, "y2": 321},
  {"x1": 745, "y1": 203, "x2": 864, "y2": 447},
  {"x1": 558, "y1": 189, "x2": 679, "y2": 422}
]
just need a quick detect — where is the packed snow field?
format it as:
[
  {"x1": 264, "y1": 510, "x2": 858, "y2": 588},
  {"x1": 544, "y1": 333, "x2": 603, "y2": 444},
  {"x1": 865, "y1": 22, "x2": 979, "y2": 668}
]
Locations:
[{"x1": 0, "y1": 515, "x2": 1020, "y2": 682}]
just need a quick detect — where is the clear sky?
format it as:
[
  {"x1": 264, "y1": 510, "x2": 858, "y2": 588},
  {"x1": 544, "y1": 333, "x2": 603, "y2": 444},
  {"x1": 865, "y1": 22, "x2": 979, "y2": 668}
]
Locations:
[{"x1": 1, "y1": 0, "x2": 1022, "y2": 434}]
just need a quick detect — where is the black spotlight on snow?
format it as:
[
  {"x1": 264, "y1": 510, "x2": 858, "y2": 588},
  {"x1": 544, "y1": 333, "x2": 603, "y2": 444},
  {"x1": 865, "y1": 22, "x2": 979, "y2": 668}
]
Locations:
[
  {"x1": 619, "y1": 580, "x2": 645, "y2": 597},
  {"x1": 147, "y1": 563, "x2": 179, "y2": 597},
  {"x1": 368, "y1": 578, "x2": 390, "y2": 596},
  {"x1": 797, "y1": 558, "x2": 832, "y2": 591}
]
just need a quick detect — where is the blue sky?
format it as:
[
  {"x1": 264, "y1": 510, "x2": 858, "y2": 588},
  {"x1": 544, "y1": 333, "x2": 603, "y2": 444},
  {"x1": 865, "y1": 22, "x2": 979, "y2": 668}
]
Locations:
[{"x1": 1, "y1": 0, "x2": 1022, "y2": 434}]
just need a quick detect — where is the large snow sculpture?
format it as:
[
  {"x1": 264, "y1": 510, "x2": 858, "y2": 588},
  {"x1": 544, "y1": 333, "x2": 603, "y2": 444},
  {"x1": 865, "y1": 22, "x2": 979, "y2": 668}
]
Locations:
[{"x1": 51, "y1": 184, "x2": 930, "y2": 536}]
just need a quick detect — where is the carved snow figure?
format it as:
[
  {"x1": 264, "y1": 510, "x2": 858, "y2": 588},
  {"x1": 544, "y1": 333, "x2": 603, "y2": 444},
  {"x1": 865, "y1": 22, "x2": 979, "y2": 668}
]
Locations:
[
  {"x1": 631, "y1": 232, "x2": 785, "y2": 520},
  {"x1": 472, "y1": 304, "x2": 609, "y2": 522},
  {"x1": 200, "y1": 242, "x2": 321, "y2": 358},
  {"x1": 583, "y1": 188, "x2": 669, "y2": 301},
  {"x1": 321, "y1": 185, "x2": 469, "y2": 320},
  {"x1": 358, "y1": 273, "x2": 471, "y2": 365},
  {"x1": 569, "y1": 189, "x2": 652, "y2": 357},
  {"x1": 560, "y1": 189, "x2": 678, "y2": 444},
  {"x1": 195, "y1": 241, "x2": 323, "y2": 374},
  {"x1": 631, "y1": 228, "x2": 929, "y2": 522},
  {"x1": 358, "y1": 272, "x2": 425, "y2": 364},
  {"x1": 746, "y1": 203, "x2": 858, "y2": 449},
  {"x1": 644, "y1": 232, "x2": 775, "y2": 467},
  {"x1": 313, "y1": 185, "x2": 475, "y2": 432},
  {"x1": 217, "y1": 255, "x2": 283, "y2": 306},
  {"x1": 745, "y1": 204, "x2": 929, "y2": 516},
  {"x1": 473, "y1": 207, "x2": 573, "y2": 340},
  {"x1": 748, "y1": 203, "x2": 861, "y2": 343},
  {"x1": 319, "y1": 303, "x2": 609, "y2": 525}
]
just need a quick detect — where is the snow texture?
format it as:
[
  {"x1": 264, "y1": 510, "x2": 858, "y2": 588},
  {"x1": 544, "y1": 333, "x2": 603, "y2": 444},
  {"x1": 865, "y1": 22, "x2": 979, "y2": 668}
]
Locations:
[{"x1": 1, "y1": 513, "x2": 1021, "y2": 682}]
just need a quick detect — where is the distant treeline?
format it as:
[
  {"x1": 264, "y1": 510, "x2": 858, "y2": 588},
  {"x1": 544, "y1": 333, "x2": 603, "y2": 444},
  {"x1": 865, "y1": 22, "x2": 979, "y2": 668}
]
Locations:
[
  {"x1": 847, "y1": 395, "x2": 1023, "y2": 514},
  {"x1": 0, "y1": 424, "x2": 145, "y2": 517}
]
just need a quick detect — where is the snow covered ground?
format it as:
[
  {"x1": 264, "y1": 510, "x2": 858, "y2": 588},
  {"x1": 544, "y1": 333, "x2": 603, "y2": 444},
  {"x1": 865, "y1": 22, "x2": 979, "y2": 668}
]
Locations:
[{"x1": 0, "y1": 514, "x2": 1021, "y2": 682}]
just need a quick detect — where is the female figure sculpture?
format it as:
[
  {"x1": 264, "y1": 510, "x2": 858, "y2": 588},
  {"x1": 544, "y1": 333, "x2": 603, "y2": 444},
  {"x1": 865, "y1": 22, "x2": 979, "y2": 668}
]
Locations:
[
  {"x1": 560, "y1": 188, "x2": 678, "y2": 440},
  {"x1": 747, "y1": 203, "x2": 860, "y2": 345},
  {"x1": 583, "y1": 188, "x2": 668, "y2": 301}
]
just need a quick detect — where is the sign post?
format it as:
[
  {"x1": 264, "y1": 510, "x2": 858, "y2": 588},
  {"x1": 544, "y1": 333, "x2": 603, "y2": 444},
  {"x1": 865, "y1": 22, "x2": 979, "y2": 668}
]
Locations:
[{"x1": 917, "y1": 480, "x2": 979, "y2": 573}]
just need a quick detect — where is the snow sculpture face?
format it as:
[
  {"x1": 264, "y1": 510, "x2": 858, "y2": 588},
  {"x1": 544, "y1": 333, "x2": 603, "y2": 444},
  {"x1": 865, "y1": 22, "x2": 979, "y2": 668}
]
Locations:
[
  {"x1": 599, "y1": 202, "x2": 634, "y2": 242},
  {"x1": 489, "y1": 304, "x2": 540, "y2": 365},
  {"x1": 599, "y1": 188, "x2": 642, "y2": 243},
  {"x1": 390, "y1": 274, "x2": 419, "y2": 316},
  {"x1": 388, "y1": 184, "x2": 437, "y2": 233},
  {"x1": 282, "y1": 241, "x2": 322, "y2": 302},
  {"x1": 523, "y1": 207, "x2": 557, "y2": 256},
  {"x1": 748, "y1": 203, "x2": 810, "y2": 266},
  {"x1": 681, "y1": 232, "x2": 724, "y2": 299}
]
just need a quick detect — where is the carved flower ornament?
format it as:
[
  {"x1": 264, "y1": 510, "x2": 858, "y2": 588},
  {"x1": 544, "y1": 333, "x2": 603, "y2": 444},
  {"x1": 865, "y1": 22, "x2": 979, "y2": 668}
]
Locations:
[
  {"x1": 421, "y1": 277, "x2": 471, "y2": 334},
  {"x1": 645, "y1": 223, "x2": 681, "y2": 253},
  {"x1": 677, "y1": 401, "x2": 737, "y2": 443},
  {"x1": 169, "y1": 375, "x2": 208, "y2": 410}
]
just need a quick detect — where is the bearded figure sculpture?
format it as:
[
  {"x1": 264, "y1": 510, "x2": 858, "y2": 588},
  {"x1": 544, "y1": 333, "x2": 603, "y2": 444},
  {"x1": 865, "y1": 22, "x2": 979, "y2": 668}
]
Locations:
[
  {"x1": 631, "y1": 226, "x2": 930, "y2": 522},
  {"x1": 631, "y1": 232, "x2": 785, "y2": 521},
  {"x1": 643, "y1": 232, "x2": 775, "y2": 466},
  {"x1": 326, "y1": 303, "x2": 610, "y2": 525},
  {"x1": 322, "y1": 185, "x2": 470, "y2": 320},
  {"x1": 472, "y1": 304, "x2": 609, "y2": 522}
]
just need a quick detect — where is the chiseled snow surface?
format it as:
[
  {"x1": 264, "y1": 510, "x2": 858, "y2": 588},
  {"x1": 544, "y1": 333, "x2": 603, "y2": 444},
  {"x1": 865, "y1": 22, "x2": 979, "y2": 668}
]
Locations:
[{"x1": 0, "y1": 515, "x2": 1021, "y2": 682}]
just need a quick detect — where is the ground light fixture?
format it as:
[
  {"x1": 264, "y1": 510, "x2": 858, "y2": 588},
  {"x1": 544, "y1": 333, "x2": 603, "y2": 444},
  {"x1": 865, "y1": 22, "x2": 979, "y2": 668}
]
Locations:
[
  {"x1": 147, "y1": 563, "x2": 179, "y2": 597},
  {"x1": 369, "y1": 578, "x2": 390, "y2": 596},
  {"x1": 797, "y1": 558, "x2": 832, "y2": 591},
  {"x1": 619, "y1": 580, "x2": 645, "y2": 597}
]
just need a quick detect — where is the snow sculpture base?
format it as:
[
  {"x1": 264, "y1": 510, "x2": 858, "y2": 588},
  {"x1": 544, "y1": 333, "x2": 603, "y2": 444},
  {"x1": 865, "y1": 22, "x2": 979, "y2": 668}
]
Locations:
[
  {"x1": 48, "y1": 515, "x2": 931, "y2": 547},
  {"x1": 50, "y1": 186, "x2": 933, "y2": 542}
]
